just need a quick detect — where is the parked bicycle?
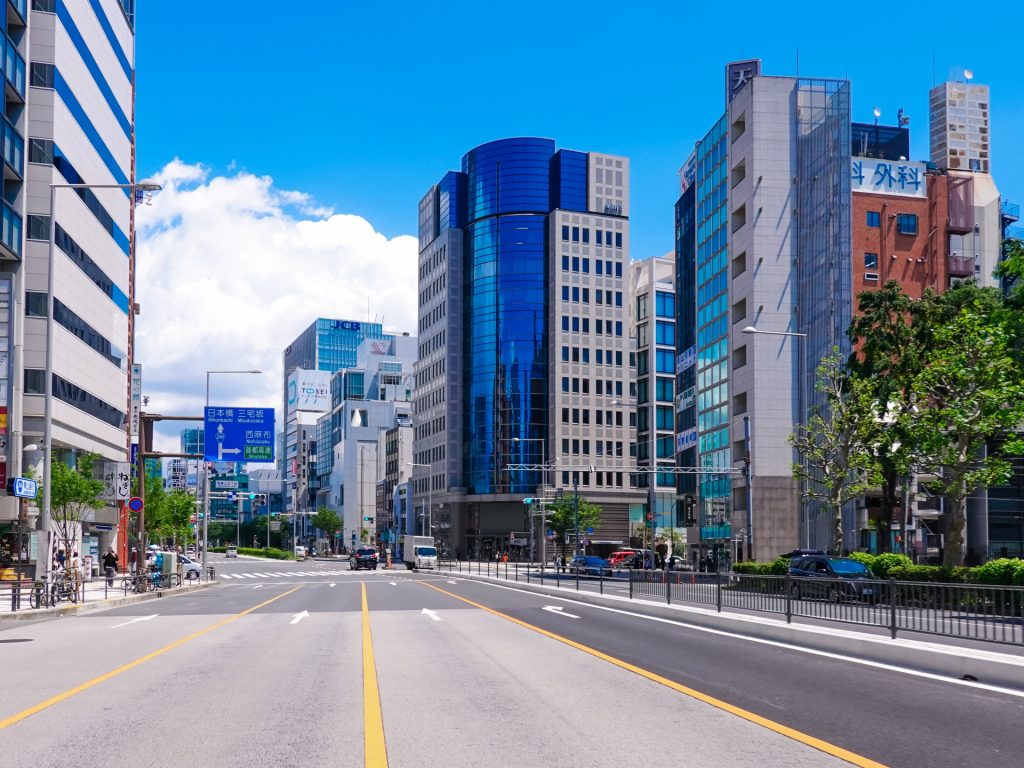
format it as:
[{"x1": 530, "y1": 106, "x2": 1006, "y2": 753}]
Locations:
[{"x1": 27, "y1": 574, "x2": 78, "y2": 608}]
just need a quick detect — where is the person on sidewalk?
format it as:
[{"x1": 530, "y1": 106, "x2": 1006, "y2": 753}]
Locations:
[
  {"x1": 102, "y1": 548, "x2": 118, "y2": 587},
  {"x1": 129, "y1": 547, "x2": 138, "y2": 574}
]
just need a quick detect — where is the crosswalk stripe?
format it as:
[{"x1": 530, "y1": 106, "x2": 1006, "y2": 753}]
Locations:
[{"x1": 242, "y1": 574, "x2": 256, "y2": 579}]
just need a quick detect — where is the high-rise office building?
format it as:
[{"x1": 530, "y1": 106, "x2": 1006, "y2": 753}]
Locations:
[
  {"x1": 629, "y1": 255, "x2": 678, "y2": 543},
  {"x1": 1, "y1": 2, "x2": 136, "y2": 558},
  {"x1": 676, "y1": 62, "x2": 852, "y2": 564},
  {"x1": 416, "y1": 138, "x2": 642, "y2": 559},
  {"x1": 281, "y1": 318, "x2": 390, "y2": 515}
]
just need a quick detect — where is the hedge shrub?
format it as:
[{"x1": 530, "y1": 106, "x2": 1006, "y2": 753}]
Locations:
[
  {"x1": 206, "y1": 545, "x2": 294, "y2": 560},
  {"x1": 973, "y1": 558, "x2": 1023, "y2": 586}
]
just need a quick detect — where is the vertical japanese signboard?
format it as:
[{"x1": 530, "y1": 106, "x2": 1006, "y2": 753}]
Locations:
[
  {"x1": 0, "y1": 276, "x2": 11, "y2": 488},
  {"x1": 129, "y1": 363, "x2": 142, "y2": 440}
]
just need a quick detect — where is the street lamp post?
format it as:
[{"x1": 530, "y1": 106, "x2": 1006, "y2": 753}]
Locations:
[
  {"x1": 613, "y1": 398, "x2": 657, "y2": 571},
  {"x1": 512, "y1": 436, "x2": 547, "y2": 563},
  {"x1": 406, "y1": 462, "x2": 432, "y2": 539},
  {"x1": 741, "y1": 326, "x2": 809, "y2": 551},
  {"x1": 39, "y1": 181, "x2": 161, "y2": 583},
  {"x1": 202, "y1": 370, "x2": 261, "y2": 578}
]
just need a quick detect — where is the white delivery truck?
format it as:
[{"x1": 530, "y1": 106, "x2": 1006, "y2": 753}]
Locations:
[{"x1": 402, "y1": 536, "x2": 438, "y2": 570}]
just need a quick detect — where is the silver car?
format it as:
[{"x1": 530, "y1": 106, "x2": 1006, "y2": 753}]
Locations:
[{"x1": 177, "y1": 554, "x2": 202, "y2": 580}]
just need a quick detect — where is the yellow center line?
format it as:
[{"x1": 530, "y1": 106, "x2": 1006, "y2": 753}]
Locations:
[
  {"x1": 362, "y1": 582, "x2": 388, "y2": 768},
  {"x1": 419, "y1": 581, "x2": 889, "y2": 768},
  {"x1": 0, "y1": 584, "x2": 304, "y2": 730}
]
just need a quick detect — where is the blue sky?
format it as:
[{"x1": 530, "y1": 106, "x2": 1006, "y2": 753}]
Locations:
[{"x1": 136, "y1": 1, "x2": 1023, "y2": 260}]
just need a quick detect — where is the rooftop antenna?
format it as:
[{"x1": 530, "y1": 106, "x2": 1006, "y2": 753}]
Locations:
[{"x1": 897, "y1": 108, "x2": 910, "y2": 127}]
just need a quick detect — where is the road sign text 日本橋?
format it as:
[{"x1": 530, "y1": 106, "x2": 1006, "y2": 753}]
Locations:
[{"x1": 204, "y1": 407, "x2": 276, "y2": 463}]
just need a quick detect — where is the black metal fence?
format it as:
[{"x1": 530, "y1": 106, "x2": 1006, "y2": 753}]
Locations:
[
  {"x1": 438, "y1": 560, "x2": 1024, "y2": 647},
  {"x1": 1, "y1": 567, "x2": 214, "y2": 614}
]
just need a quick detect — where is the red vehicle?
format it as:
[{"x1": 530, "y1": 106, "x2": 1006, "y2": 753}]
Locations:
[{"x1": 607, "y1": 549, "x2": 642, "y2": 567}]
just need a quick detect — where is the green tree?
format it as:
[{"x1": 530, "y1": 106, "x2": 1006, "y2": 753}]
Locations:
[
  {"x1": 906, "y1": 309, "x2": 1024, "y2": 567},
  {"x1": 545, "y1": 494, "x2": 602, "y2": 561},
  {"x1": 790, "y1": 350, "x2": 877, "y2": 555},
  {"x1": 311, "y1": 508, "x2": 342, "y2": 552},
  {"x1": 847, "y1": 282, "x2": 921, "y2": 551},
  {"x1": 49, "y1": 453, "x2": 105, "y2": 561}
]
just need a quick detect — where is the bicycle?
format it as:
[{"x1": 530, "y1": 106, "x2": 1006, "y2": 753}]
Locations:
[
  {"x1": 29, "y1": 580, "x2": 50, "y2": 609},
  {"x1": 50, "y1": 573, "x2": 79, "y2": 604}
]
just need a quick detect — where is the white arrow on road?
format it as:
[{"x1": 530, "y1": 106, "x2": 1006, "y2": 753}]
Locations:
[
  {"x1": 330, "y1": 583, "x2": 336, "y2": 588},
  {"x1": 110, "y1": 614, "x2": 158, "y2": 629},
  {"x1": 422, "y1": 608, "x2": 441, "y2": 622},
  {"x1": 542, "y1": 606, "x2": 580, "y2": 619},
  {"x1": 389, "y1": 582, "x2": 397, "y2": 586},
  {"x1": 447, "y1": 580, "x2": 458, "y2": 584},
  {"x1": 253, "y1": 585, "x2": 263, "y2": 589},
  {"x1": 290, "y1": 610, "x2": 309, "y2": 625}
]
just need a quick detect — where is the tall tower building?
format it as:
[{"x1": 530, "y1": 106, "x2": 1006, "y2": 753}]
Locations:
[
  {"x1": 676, "y1": 62, "x2": 853, "y2": 564},
  {"x1": 1, "y1": 2, "x2": 136, "y2": 553},
  {"x1": 929, "y1": 81, "x2": 990, "y2": 173},
  {"x1": 416, "y1": 138, "x2": 642, "y2": 559}
]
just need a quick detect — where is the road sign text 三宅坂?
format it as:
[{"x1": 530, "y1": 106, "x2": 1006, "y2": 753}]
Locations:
[{"x1": 204, "y1": 407, "x2": 276, "y2": 463}]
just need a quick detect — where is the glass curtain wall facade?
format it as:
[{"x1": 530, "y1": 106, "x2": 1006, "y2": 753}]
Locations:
[
  {"x1": 675, "y1": 182, "x2": 698, "y2": 519},
  {"x1": 693, "y1": 117, "x2": 732, "y2": 544},
  {"x1": 795, "y1": 79, "x2": 853, "y2": 546},
  {"x1": 462, "y1": 138, "x2": 555, "y2": 494}
]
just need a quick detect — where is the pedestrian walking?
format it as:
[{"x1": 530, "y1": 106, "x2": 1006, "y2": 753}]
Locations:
[
  {"x1": 102, "y1": 547, "x2": 118, "y2": 586},
  {"x1": 70, "y1": 550, "x2": 82, "y2": 590},
  {"x1": 129, "y1": 547, "x2": 138, "y2": 573}
]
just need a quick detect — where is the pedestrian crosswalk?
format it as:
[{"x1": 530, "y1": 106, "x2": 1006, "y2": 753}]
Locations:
[{"x1": 219, "y1": 570, "x2": 362, "y2": 579}]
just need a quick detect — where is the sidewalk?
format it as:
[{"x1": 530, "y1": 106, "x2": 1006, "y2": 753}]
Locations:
[{"x1": 0, "y1": 575, "x2": 215, "y2": 619}]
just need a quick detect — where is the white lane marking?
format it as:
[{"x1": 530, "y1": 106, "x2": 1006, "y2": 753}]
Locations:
[
  {"x1": 447, "y1": 580, "x2": 459, "y2": 584},
  {"x1": 110, "y1": 614, "x2": 159, "y2": 629},
  {"x1": 290, "y1": 610, "x2": 309, "y2": 625},
  {"x1": 466, "y1": 578, "x2": 1024, "y2": 700},
  {"x1": 389, "y1": 582, "x2": 397, "y2": 586},
  {"x1": 330, "y1": 584, "x2": 336, "y2": 588},
  {"x1": 253, "y1": 585, "x2": 263, "y2": 590},
  {"x1": 242, "y1": 574, "x2": 256, "y2": 579},
  {"x1": 422, "y1": 608, "x2": 441, "y2": 622},
  {"x1": 542, "y1": 605, "x2": 580, "y2": 619}
]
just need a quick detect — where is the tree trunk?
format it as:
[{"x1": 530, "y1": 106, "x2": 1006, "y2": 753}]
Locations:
[
  {"x1": 942, "y1": 494, "x2": 967, "y2": 568},
  {"x1": 875, "y1": 470, "x2": 898, "y2": 553},
  {"x1": 832, "y1": 501, "x2": 844, "y2": 555}
]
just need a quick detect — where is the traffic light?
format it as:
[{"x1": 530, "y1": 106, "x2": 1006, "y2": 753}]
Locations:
[
  {"x1": 248, "y1": 492, "x2": 256, "y2": 500},
  {"x1": 256, "y1": 493, "x2": 268, "y2": 508},
  {"x1": 523, "y1": 497, "x2": 536, "y2": 505}
]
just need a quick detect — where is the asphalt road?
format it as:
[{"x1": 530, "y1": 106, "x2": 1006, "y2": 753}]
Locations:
[{"x1": 1, "y1": 564, "x2": 1020, "y2": 768}]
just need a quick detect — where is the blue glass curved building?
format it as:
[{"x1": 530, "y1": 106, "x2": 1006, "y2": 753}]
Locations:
[{"x1": 415, "y1": 138, "x2": 640, "y2": 558}]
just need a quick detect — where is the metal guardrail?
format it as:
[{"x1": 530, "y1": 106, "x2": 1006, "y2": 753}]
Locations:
[
  {"x1": 438, "y1": 560, "x2": 1024, "y2": 647},
  {"x1": 1, "y1": 566, "x2": 217, "y2": 613}
]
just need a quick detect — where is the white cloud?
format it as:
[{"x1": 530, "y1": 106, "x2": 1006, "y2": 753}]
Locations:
[{"x1": 135, "y1": 160, "x2": 418, "y2": 451}]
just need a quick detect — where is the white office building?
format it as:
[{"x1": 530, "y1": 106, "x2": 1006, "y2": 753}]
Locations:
[{"x1": 1, "y1": 2, "x2": 136, "y2": 561}]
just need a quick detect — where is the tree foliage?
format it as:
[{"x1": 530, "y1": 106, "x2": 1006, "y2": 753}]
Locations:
[
  {"x1": 790, "y1": 349, "x2": 877, "y2": 555},
  {"x1": 906, "y1": 309, "x2": 1024, "y2": 567},
  {"x1": 49, "y1": 453, "x2": 105, "y2": 559},
  {"x1": 545, "y1": 494, "x2": 603, "y2": 559}
]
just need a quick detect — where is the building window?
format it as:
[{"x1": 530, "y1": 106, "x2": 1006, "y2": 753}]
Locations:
[
  {"x1": 24, "y1": 369, "x2": 45, "y2": 395},
  {"x1": 562, "y1": 255, "x2": 569, "y2": 271},
  {"x1": 26, "y1": 291, "x2": 47, "y2": 317},
  {"x1": 582, "y1": 228, "x2": 589, "y2": 244},
  {"x1": 636, "y1": 295, "x2": 648, "y2": 321},
  {"x1": 27, "y1": 214, "x2": 50, "y2": 241},
  {"x1": 29, "y1": 138, "x2": 54, "y2": 165},
  {"x1": 864, "y1": 272, "x2": 879, "y2": 281},
  {"x1": 866, "y1": 211, "x2": 880, "y2": 228},
  {"x1": 30, "y1": 62, "x2": 55, "y2": 89},
  {"x1": 572, "y1": 226, "x2": 580, "y2": 242},
  {"x1": 864, "y1": 252, "x2": 878, "y2": 270},
  {"x1": 562, "y1": 225, "x2": 569, "y2": 241},
  {"x1": 655, "y1": 292, "x2": 674, "y2": 318},
  {"x1": 897, "y1": 213, "x2": 918, "y2": 235}
]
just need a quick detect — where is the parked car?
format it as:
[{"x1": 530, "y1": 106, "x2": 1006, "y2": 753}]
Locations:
[
  {"x1": 567, "y1": 555, "x2": 612, "y2": 577},
  {"x1": 607, "y1": 550, "x2": 638, "y2": 568},
  {"x1": 177, "y1": 555, "x2": 202, "y2": 580},
  {"x1": 350, "y1": 547, "x2": 379, "y2": 570},
  {"x1": 225, "y1": 546, "x2": 238, "y2": 558},
  {"x1": 665, "y1": 555, "x2": 688, "y2": 571},
  {"x1": 788, "y1": 555, "x2": 877, "y2": 602}
]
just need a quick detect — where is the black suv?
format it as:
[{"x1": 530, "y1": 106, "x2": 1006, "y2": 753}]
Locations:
[
  {"x1": 788, "y1": 555, "x2": 877, "y2": 602},
  {"x1": 350, "y1": 547, "x2": 379, "y2": 570}
]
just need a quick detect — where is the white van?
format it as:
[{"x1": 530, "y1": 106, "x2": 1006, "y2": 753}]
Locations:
[{"x1": 294, "y1": 545, "x2": 307, "y2": 560}]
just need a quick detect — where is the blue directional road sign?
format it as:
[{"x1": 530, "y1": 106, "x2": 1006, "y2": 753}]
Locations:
[{"x1": 204, "y1": 407, "x2": 275, "y2": 463}]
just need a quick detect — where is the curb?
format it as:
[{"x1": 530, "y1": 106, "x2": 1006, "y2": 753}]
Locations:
[
  {"x1": 0, "y1": 580, "x2": 220, "y2": 624},
  {"x1": 443, "y1": 570, "x2": 1024, "y2": 692}
]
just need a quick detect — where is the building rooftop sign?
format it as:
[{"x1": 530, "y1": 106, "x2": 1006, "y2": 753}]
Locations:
[{"x1": 852, "y1": 157, "x2": 927, "y2": 198}]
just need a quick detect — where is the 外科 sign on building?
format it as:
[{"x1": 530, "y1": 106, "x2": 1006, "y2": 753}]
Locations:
[{"x1": 852, "y1": 157, "x2": 927, "y2": 198}]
